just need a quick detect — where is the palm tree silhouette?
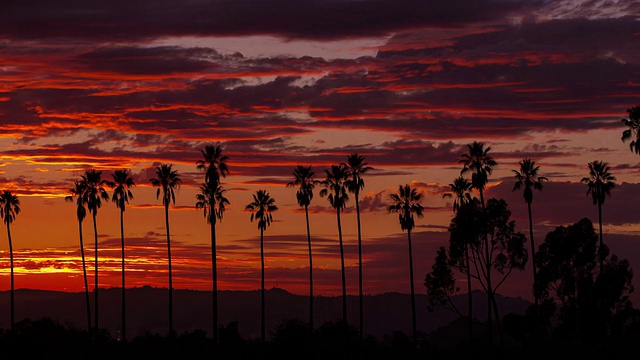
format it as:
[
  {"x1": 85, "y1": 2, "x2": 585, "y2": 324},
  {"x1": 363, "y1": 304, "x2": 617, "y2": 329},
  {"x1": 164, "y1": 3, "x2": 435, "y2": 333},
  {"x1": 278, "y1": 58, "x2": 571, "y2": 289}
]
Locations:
[
  {"x1": 443, "y1": 176, "x2": 474, "y2": 343},
  {"x1": 150, "y1": 164, "x2": 182, "y2": 337},
  {"x1": 458, "y1": 141, "x2": 497, "y2": 344},
  {"x1": 195, "y1": 182, "x2": 230, "y2": 344},
  {"x1": 581, "y1": 160, "x2": 616, "y2": 271},
  {"x1": 196, "y1": 143, "x2": 229, "y2": 187},
  {"x1": 343, "y1": 153, "x2": 373, "y2": 341},
  {"x1": 286, "y1": 165, "x2": 319, "y2": 332},
  {"x1": 108, "y1": 169, "x2": 135, "y2": 342},
  {"x1": 0, "y1": 191, "x2": 20, "y2": 333},
  {"x1": 512, "y1": 159, "x2": 547, "y2": 313},
  {"x1": 620, "y1": 105, "x2": 640, "y2": 154},
  {"x1": 245, "y1": 190, "x2": 278, "y2": 345},
  {"x1": 388, "y1": 184, "x2": 424, "y2": 348},
  {"x1": 80, "y1": 169, "x2": 109, "y2": 333},
  {"x1": 319, "y1": 164, "x2": 350, "y2": 325},
  {"x1": 65, "y1": 181, "x2": 92, "y2": 333}
]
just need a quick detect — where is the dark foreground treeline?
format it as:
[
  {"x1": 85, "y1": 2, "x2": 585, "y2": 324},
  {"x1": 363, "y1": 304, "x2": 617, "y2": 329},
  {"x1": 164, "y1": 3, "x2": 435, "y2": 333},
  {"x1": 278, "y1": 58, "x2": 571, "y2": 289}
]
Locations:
[{"x1": 1, "y1": 312, "x2": 639, "y2": 360}]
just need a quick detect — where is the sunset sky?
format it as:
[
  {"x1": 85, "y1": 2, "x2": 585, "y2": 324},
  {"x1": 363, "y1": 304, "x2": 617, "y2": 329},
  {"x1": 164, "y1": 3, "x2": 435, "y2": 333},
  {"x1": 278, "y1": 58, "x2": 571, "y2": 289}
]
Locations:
[{"x1": 1, "y1": 0, "x2": 639, "y2": 305}]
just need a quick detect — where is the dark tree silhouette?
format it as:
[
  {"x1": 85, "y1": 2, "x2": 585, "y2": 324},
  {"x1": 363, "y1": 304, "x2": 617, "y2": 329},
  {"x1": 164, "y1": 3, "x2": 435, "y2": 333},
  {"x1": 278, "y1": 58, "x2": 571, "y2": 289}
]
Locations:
[
  {"x1": 195, "y1": 181, "x2": 229, "y2": 344},
  {"x1": 459, "y1": 141, "x2": 497, "y2": 343},
  {"x1": 150, "y1": 164, "x2": 182, "y2": 337},
  {"x1": 65, "y1": 181, "x2": 92, "y2": 333},
  {"x1": 442, "y1": 176, "x2": 475, "y2": 343},
  {"x1": 388, "y1": 184, "x2": 424, "y2": 348},
  {"x1": 319, "y1": 164, "x2": 350, "y2": 325},
  {"x1": 581, "y1": 160, "x2": 616, "y2": 271},
  {"x1": 343, "y1": 153, "x2": 373, "y2": 341},
  {"x1": 536, "y1": 218, "x2": 634, "y2": 343},
  {"x1": 0, "y1": 191, "x2": 20, "y2": 333},
  {"x1": 620, "y1": 105, "x2": 640, "y2": 154},
  {"x1": 245, "y1": 190, "x2": 278, "y2": 345},
  {"x1": 286, "y1": 165, "x2": 318, "y2": 332},
  {"x1": 512, "y1": 158, "x2": 547, "y2": 314},
  {"x1": 80, "y1": 169, "x2": 109, "y2": 334},
  {"x1": 196, "y1": 143, "x2": 229, "y2": 187},
  {"x1": 108, "y1": 169, "x2": 135, "y2": 342}
]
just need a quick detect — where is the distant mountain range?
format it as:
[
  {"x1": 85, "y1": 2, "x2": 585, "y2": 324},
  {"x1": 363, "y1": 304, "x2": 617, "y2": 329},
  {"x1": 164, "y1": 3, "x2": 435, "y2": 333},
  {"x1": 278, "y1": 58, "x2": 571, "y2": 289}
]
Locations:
[{"x1": 0, "y1": 287, "x2": 530, "y2": 340}]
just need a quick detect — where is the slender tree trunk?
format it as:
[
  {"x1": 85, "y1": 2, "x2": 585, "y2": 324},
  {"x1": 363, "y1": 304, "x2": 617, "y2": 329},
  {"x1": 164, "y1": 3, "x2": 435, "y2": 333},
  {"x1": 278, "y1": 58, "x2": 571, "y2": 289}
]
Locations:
[
  {"x1": 355, "y1": 189, "x2": 364, "y2": 341},
  {"x1": 479, "y1": 190, "x2": 493, "y2": 348},
  {"x1": 305, "y1": 205, "x2": 314, "y2": 332},
  {"x1": 93, "y1": 212, "x2": 99, "y2": 334},
  {"x1": 337, "y1": 208, "x2": 347, "y2": 325},
  {"x1": 79, "y1": 220, "x2": 92, "y2": 332},
  {"x1": 120, "y1": 209, "x2": 126, "y2": 342},
  {"x1": 465, "y1": 243, "x2": 473, "y2": 344},
  {"x1": 211, "y1": 219, "x2": 218, "y2": 344},
  {"x1": 260, "y1": 227, "x2": 265, "y2": 344},
  {"x1": 598, "y1": 202, "x2": 604, "y2": 272},
  {"x1": 407, "y1": 229, "x2": 417, "y2": 349},
  {"x1": 528, "y1": 201, "x2": 539, "y2": 316},
  {"x1": 8, "y1": 222, "x2": 14, "y2": 333},
  {"x1": 165, "y1": 204, "x2": 174, "y2": 337}
]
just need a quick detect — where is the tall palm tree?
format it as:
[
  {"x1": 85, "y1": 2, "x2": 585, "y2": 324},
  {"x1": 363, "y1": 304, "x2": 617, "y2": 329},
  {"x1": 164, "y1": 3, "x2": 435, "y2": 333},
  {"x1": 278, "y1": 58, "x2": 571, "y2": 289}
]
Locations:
[
  {"x1": 388, "y1": 184, "x2": 424, "y2": 348},
  {"x1": 512, "y1": 159, "x2": 547, "y2": 312},
  {"x1": 581, "y1": 160, "x2": 616, "y2": 271},
  {"x1": 458, "y1": 141, "x2": 497, "y2": 344},
  {"x1": 108, "y1": 169, "x2": 135, "y2": 342},
  {"x1": 150, "y1": 164, "x2": 182, "y2": 337},
  {"x1": 286, "y1": 165, "x2": 318, "y2": 332},
  {"x1": 80, "y1": 169, "x2": 109, "y2": 333},
  {"x1": 196, "y1": 143, "x2": 229, "y2": 187},
  {"x1": 342, "y1": 153, "x2": 373, "y2": 341},
  {"x1": 0, "y1": 191, "x2": 20, "y2": 333},
  {"x1": 245, "y1": 190, "x2": 278, "y2": 345},
  {"x1": 319, "y1": 164, "x2": 350, "y2": 325},
  {"x1": 65, "y1": 181, "x2": 92, "y2": 333},
  {"x1": 443, "y1": 176, "x2": 474, "y2": 343},
  {"x1": 620, "y1": 105, "x2": 640, "y2": 154},
  {"x1": 195, "y1": 182, "x2": 230, "y2": 344}
]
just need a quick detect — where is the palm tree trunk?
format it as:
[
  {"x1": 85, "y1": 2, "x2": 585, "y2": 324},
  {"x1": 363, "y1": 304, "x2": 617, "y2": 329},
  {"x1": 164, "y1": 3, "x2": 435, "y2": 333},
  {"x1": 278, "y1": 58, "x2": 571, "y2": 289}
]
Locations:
[
  {"x1": 407, "y1": 229, "x2": 417, "y2": 349},
  {"x1": 8, "y1": 222, "x2": 14, "y2": 333},
  {"x1": 79, "y1": 220, "x2": 92, "y2": 332},
  {"x1": 305, "y1": 205, "x2": 314, "y2": 332},
  {"x1": 479, "y1": 190, "x2": 493, "y2": 348},
  {"x1": 598, "y1": 202, "x2": 604, "y2": 272},
  {"x1": 93, "y1": 212, "x2": 99, "y2": 334},
  {"x1": 337, "y1": 208, "x2": 347, "y2": 325},
  {"x1": 165, "y1": 204, "x2": 174, "y2": 337},
  {"x1": 465, "y1": 243, "x2": 473, "y2": 344},
  {"x1": 355, "y1": 190, "x2": 364, "y2": 341},
  {"x1": 527, "y1": 202, "x2": 539, "y2": 315},
  {"x1": 211, "y1": 219, "x2": 218, "y2": 344},
  {"x1": 120, "y1": 209, "x2": 126, "y2": 342},
  {"x1": 260, "y1": 227, "x2": 266, "y2": 344}
]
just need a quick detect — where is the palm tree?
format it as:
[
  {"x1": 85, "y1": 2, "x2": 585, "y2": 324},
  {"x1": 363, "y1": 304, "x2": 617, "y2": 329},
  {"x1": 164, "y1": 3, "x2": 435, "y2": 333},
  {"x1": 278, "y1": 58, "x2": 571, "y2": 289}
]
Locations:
[
  {"x1": 443, "y1": 176, "x2": 474, "y2": 343},
  {"x1": 0, "y1": 191, "x2": 20, "y2": 333},
  {"x1": 388, "y1": 184, "x2": 424, "y2": 348},
  {"x1": 108, "y1": 169, "x2": 135, "y2": 342},
  {"x1": 286, "y1": 165, "x2": 318, "y2": 332},
  {"x1": 80, "y1": 169, "x2": 109, "y2": 333},
  {"x1": 620, "y1": 105, "x2": 640, "y2": 154},
  {"x1": 512, "y1": 159, "x2": 547, "y2": 312},
  {"x1": 196, "y1": 143, "x2": 229, "y2": 187},
  {"x1": 65, "y1": 181, "x2": 92, "y2": 333},
  {"x1": 581, "y1": 160, "x2": 616, "y2": 271},
  {"x1": 342, "y1": 153, "x2": 373, "y2": 341},
  {"x1": 459, "y1": 141, "x2": 497, "y2": 342},
  {"x1": 319, "y1": 164, "x2": 350, "y2": 325},
  {"x1": 150, "y1": 164, "x2": 182, "y2": 337},
  {"x1": 195, "y1": 182, "x2": 230, "y2": 344},
  {"x1": 245, "y1": 190, "x2": 278, "y2": 345}
]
